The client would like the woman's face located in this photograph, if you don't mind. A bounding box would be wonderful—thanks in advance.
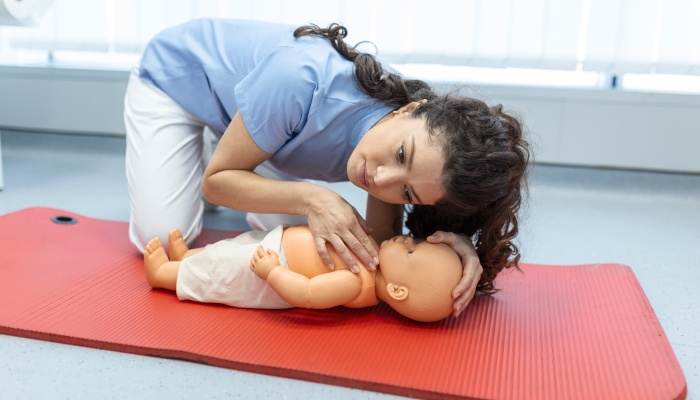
[347,102,445,205]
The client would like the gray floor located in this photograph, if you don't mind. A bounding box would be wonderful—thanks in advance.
[0,129,698,399]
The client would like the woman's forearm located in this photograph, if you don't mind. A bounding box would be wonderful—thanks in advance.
[201,110,333,216]
[202,169,328,216]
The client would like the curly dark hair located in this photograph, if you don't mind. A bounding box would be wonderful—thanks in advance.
[294,24,530,294]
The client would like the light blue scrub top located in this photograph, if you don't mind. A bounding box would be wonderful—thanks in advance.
[139,18,396,182]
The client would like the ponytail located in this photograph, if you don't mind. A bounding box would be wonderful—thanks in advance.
[294,23,436,107]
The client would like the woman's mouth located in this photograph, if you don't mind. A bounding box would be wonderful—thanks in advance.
[358,161,369,188]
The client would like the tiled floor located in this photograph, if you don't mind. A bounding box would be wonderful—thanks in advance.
[1,129,698,399]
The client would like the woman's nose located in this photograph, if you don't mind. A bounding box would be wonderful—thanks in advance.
[374,166,400,188]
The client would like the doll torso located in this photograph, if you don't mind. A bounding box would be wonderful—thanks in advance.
[281,226,378,308]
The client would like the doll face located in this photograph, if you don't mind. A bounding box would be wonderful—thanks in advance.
[377,235,461,322]
[380,235,419,254]
[347,103,445,206]
[378,236,441,282]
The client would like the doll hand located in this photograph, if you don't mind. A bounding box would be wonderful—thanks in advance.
[426,231,483,318]
[250,246,281,280]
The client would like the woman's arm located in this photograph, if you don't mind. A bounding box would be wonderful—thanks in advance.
[202,111,314,215]
[366,194,403,244]
[202,111,378,271]
[250,246,362,308]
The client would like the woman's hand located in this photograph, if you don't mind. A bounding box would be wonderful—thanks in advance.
[426,231,483,317]
[303,187,378,274]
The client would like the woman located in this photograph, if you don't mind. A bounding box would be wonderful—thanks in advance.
[124,19,529,317]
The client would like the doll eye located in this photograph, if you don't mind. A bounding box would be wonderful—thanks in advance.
[408,251,413,256]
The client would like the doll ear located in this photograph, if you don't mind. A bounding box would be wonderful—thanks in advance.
[386,283,408,301]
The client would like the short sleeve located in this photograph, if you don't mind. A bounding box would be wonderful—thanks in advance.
[234,47,320,154]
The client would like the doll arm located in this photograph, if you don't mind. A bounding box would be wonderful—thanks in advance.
[251,246,361,308]
[267,268,362,309]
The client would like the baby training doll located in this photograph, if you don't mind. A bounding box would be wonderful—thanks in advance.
[143,225,462,322]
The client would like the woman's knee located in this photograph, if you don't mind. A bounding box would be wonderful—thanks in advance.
[130,202,204,253]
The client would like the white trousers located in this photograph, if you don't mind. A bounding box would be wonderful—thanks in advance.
[124,66,307,253]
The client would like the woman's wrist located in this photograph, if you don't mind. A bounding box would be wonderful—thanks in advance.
[299,183,337,217]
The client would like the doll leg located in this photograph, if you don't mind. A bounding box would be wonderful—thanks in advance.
[144,237,179,291]
[168,229,204,261]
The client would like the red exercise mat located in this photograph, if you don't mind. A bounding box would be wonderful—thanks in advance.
[0,208,686,400]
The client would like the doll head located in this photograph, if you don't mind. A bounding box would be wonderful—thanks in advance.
[376,236,462,322]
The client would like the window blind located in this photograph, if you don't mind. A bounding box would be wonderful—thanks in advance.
[1,0,698,75]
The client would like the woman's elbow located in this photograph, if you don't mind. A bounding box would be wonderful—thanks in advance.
[200,173,217,204]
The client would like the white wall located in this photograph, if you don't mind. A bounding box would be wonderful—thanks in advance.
[450,84,700,173]
[0,65,128,136]
[1,65,699,173]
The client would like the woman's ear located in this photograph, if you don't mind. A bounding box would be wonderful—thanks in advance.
[398,99,427,115]
[386,283,409,301]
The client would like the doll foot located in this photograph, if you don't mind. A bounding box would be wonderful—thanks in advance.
[168,229,189,261]
[144,237,169,273]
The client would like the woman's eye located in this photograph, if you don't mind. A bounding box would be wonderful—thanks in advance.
[403,186,411,203]
[408,251,413,256]
[398,145,405,164]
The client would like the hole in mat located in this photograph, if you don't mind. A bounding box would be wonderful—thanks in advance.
[51,216,77,225]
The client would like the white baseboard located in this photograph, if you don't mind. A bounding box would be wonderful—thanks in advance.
[1,64,699,173]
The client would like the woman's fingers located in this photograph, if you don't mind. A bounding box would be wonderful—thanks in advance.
[304,189,378,273]
[452,263,483,317]
[347,215,378,270]
[427,230,483,317]
[314,237,335,270]
[453,251,481,298]
[314,231,375,273]
[326,234,362,274]
[428,231,457,255]
[428,230,457,245]
[429,230,479,261]
[427,230,450,243]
